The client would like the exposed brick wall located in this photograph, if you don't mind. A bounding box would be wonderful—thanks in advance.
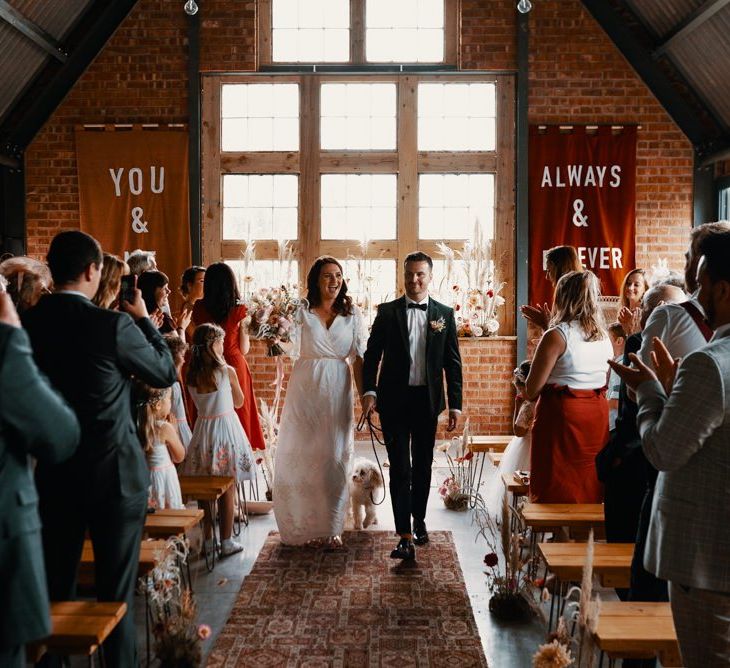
[24,0,694,437]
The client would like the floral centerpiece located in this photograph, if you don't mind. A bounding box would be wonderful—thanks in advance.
[473,494,537,622]
[139,536,209,668]
[256,398,279,502]
[436,221,506,337]
[435,419,474,511]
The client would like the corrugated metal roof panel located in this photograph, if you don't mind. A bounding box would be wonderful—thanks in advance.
[0,21,47,121]
[8,0,92,40]
[625,0,706,38]
[666,3,730,129]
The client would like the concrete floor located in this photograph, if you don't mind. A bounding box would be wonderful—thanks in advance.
[127,443,548,667]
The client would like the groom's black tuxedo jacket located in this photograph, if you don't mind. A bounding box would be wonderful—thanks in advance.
[363,295,462,419]
[22,293,177,500]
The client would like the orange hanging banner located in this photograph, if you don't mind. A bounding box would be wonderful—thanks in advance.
[528,125,637,307]
[75,127,191,307]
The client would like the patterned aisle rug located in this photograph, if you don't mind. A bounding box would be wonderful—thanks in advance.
[206,530,487,667]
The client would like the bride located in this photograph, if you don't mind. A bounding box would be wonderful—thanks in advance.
[273,256,366,546]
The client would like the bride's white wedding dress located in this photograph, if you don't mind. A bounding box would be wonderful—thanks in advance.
[273,306,367,545]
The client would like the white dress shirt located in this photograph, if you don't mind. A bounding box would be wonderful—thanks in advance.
[638,296,709,364]
[406,295,429,386]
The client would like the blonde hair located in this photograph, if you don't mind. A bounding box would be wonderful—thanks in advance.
[135,382,170,454]
[186,323,225,390]
[93,253,129,308]
[619,268,649,308]
[550,270,607,342]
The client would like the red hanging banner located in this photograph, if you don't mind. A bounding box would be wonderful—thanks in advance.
[528,125,637,306]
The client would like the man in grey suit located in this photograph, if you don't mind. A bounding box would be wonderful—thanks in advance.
[0,292,80,667]
[609,230,730,667]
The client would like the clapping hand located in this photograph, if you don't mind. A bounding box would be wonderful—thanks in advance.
[649,337,680,395]
[618,306,641,335]
[177,307,192,333]
[607,352,657,392]
[520,302,551,331]
[149,309,165,329]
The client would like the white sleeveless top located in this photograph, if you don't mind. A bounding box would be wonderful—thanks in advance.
[547,321,612,389]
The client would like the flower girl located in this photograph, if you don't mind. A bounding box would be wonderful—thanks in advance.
[163,334,193,452]
[137,383,186,510]
[484,360,535,514]
[186,323,255,557]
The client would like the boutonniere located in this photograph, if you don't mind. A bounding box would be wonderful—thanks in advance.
[430,317,446,333]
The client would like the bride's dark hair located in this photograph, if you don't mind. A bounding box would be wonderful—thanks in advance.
[306,256,353,316]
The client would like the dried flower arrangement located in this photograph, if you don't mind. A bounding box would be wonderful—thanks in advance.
[436,221,506,337]
[535,530,602,667]
[139,536,208,667]
[435,419,474,511]
[473,493,537,622]
[256,398,279,501]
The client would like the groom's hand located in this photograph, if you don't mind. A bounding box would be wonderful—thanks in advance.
[361,394,377,418]
[447,410,460,432]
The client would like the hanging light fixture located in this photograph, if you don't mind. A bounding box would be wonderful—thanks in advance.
[517,0,532,13]
[184,0,199,15]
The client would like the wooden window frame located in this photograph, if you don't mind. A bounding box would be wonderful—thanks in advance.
[258,0,459,67]
[202,72,515,334]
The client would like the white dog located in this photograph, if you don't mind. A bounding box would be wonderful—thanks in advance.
[349,457,384,530]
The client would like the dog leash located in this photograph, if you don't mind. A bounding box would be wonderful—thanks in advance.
[355,413,387,506]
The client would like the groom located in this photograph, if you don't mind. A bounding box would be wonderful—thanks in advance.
[362,252,463,560]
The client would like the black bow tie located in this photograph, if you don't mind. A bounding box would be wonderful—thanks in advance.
[407,303,427,311]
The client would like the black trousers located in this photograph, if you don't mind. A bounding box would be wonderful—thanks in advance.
[380,387,438,536]
[38,485,148,668]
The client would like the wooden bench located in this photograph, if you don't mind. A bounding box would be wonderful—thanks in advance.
[28,601,127,666]
[593,601,681,667]
[143,507,204,539]
[521,503,605,577]
[502,471,529,497]
[178,476,237,571]
[466,435,512,505]
[488,452,503,468]
[78,539,166,585]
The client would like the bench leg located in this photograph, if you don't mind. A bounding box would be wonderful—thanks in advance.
[201,500,218,572]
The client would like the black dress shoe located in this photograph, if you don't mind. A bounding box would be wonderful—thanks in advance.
[390,538,415,560]
[413,525,429,546]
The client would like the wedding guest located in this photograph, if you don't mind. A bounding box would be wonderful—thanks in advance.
[136,382,185,510]
[179,265,206,339]
[484,360,534,514]
[524,271,612,503]
[638,221,730,366]
[126,249,157,276]
[138,270,191,337]
[192,262,266,451]
[186,323,254,557]
[617,268,649,335]
[609,230,730,668]
[22,231,177,668]
[521,245,583,330]
[163,333,192,452]
[0,256,52,313]
[607,322,626,432]
[0,292,80,668]
[92,253,129,309]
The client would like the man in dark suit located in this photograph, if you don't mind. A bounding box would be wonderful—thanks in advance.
[0,292,80,667]
[362,251,463,560]
[22,231,177,668]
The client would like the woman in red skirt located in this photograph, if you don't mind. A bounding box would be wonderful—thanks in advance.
[524,271,612,503]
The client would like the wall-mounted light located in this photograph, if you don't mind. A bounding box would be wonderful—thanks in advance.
[184,0,199,15]
[517,0,532,13]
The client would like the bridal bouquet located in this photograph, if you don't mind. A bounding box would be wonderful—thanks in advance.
[247,286,307,357]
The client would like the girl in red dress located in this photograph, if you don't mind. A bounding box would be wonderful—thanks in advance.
[524,271,613,503]
[192,263,266,451]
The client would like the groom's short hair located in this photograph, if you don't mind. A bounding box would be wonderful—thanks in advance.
[404,251,433,270]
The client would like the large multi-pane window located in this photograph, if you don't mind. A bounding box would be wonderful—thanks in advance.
[204,0,514,332]
[204,73,514,331]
